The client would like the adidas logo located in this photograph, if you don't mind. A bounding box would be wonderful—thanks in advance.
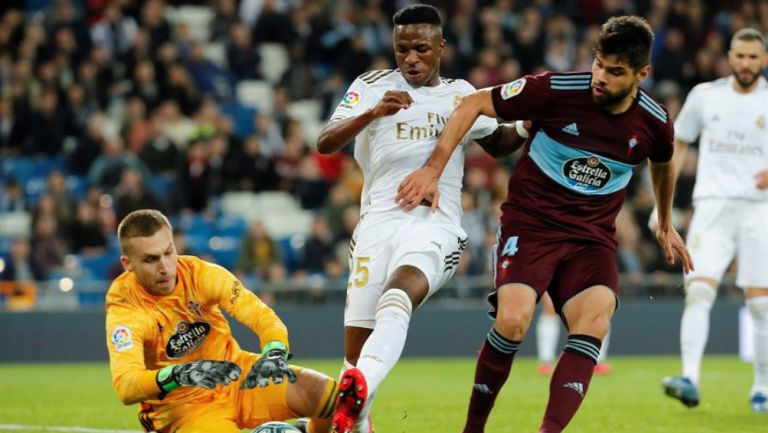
[563,382,584,397]
[562,123,579,136]
[473,383,493,395]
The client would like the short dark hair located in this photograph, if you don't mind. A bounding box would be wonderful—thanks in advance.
[732,28,765,48]
[118,209,172,253]
[594,16,654,70]
[392,4,442,27]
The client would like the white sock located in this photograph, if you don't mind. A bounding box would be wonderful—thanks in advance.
[747,296,768,395]
[340,358,354,378]
[680,281,717,385]
[356,288,413,393]
[536,313,560,363]
[598,329,611,363]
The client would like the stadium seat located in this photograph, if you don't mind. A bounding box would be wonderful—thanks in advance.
[209,236,240,269]
[220,103,258,139]
[66,175,89,202]
[77,252,121,280]
[288,100,324,145]
[168,6,214,42]
[214,215,248,238]
[258,43,289,84]
[204,42,228,68]
[237,80,274,114]
[0,211,31,237]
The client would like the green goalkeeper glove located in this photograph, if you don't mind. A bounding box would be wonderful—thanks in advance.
[156,360,242,393]
[241,341,297,389]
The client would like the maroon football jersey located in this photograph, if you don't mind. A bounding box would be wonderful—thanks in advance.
[491,71,674,248]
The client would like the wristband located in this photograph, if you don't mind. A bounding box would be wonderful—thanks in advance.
[156,365,180,392]
[514,120,529,139]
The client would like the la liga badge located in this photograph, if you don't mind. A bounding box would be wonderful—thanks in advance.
[500,78,526,100]
[111,325,134,352]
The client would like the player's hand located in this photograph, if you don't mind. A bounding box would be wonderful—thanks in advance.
[157,360,241,392]
[655,224,694,274]
[370,91,412,118]
[755,169,768,190]
[242,341,297,389]
[396,166,440,212]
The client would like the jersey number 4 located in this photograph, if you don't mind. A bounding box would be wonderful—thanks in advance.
[501,236,519,256]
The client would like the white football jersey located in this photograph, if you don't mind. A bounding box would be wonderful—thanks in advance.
[329,69,498,225]
[675,76,768,201]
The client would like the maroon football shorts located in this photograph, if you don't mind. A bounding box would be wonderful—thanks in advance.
[489,222,620,317]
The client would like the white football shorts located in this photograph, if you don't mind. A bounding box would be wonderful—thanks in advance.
[344,207,468,328]
[685,199,768,288]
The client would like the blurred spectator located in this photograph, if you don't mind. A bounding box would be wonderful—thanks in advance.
[0,179,26,212]
[185,42,236,101]
[237,220,281,277]
[238,135,279,192]
[113,168,165,222]
[0,98,27,156]
[226,23,262,80]
[293,154,329,210]
[27,90,66,156]
[139,0,172,49]
[46,170,74,226]
[177,140,211,212]
[254,113,285,158]
[88,136,151,190]
[212,0,241,42]
[296,216,335,275]
[31,214,67,271]
[1,238,45,288]
[89,3,138,62]
[69,202,107,255]
[252,0,297,46]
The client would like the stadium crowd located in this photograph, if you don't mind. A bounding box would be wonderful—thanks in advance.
[0,0,762,304]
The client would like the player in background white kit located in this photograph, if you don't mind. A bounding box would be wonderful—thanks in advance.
[315,5,525,433]
[658,28,768,412]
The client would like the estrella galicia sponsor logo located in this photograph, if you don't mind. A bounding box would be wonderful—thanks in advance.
[166,321,211,359]
[562,156,612,192]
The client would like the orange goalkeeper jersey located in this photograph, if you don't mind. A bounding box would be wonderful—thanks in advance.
[105,255,289,408]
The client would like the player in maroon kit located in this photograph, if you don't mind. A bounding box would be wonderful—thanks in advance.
[396,16,693,433]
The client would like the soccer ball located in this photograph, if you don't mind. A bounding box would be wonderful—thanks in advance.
[251,421,302,433]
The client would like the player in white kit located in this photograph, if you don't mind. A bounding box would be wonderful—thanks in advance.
[315,5,524,433]
[660,28,768,412]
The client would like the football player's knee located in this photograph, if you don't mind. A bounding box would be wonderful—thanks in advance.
[375,289,412,322]
[496,308,532,339]
[685,281,717,308]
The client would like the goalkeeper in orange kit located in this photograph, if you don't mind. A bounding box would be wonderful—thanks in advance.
[106,209,337,433]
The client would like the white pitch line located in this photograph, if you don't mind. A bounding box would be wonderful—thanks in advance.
[0,425,142,433]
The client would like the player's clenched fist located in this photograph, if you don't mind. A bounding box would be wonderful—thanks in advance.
[156,360,241,392]
[242,341,297,388]
[370,90,413,118]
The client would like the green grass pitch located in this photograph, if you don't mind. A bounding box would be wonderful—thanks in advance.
[0,356,764,432]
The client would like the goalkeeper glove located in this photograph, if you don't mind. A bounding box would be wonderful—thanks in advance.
[156,360,241,393]
[241,341,297,389]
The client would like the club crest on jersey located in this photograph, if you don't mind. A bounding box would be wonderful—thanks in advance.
[111,325,133,352]
[500,78,526,100]
[339,91,361,109]
[187,300,202,317]
[758,115,766,129]
[627,134,639,155]
[454,94,463,107]
[166,321,211,359]
[562,156,612,192]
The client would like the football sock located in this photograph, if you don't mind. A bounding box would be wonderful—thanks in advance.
[356,289,412,393]
[463,327,520,433]
[747,296,768,395]
[537,313,560,364]
[681,281,716,384]
[539,334,601,433]
[597,329,610,363]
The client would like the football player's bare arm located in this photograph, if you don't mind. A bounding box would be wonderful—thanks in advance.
[475,120,530,158]
[316,91,413,154]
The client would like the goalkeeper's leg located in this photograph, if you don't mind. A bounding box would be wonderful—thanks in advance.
[286,369,339,433]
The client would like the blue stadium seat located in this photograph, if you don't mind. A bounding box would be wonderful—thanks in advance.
[214,215,248,238]
[23,176,48,206]
[220,103,257,139]
[279,235,305,274]
[147,175,174,199]
[66,175,89,201]
[78,253,121,280]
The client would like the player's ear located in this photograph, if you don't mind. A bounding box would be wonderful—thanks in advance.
[636,64,651,83]
[440,38,446,50]
[120,255,133,272]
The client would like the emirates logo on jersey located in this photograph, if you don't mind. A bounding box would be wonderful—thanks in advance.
[165,321,211,359]
[562,156,612,192]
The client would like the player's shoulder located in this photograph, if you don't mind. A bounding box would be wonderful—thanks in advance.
[440,77,476,94]
[688,77,730,98]
[105,272,140,311]
[546,71,592,91]
[355,69,400,87]
[637,89,670,126]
